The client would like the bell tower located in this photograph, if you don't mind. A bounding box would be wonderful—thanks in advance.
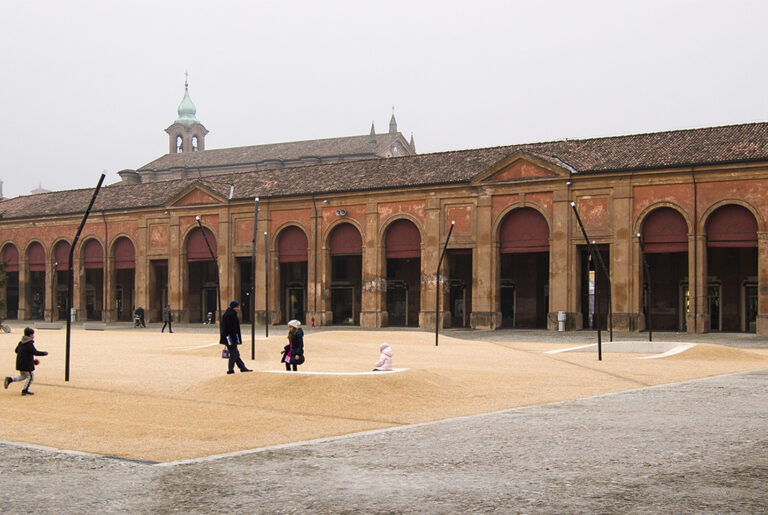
[165,75,208,154]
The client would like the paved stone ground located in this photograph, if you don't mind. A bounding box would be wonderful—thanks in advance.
[2,368,766,513]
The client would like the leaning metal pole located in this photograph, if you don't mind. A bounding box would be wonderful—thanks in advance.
[638,233,653,342]
[435,221,455,347]
[264,231,269,339]
[65,173,105,381]
[570,202,604,361]
[196,216,221,326]
[251,197,259,359]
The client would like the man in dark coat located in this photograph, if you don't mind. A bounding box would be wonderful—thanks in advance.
[220,301,252,374]
[4,327,48,396]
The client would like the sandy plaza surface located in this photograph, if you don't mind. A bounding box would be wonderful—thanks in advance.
[1,326,767,463]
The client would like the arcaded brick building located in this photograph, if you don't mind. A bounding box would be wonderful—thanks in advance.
[1,85,766,334]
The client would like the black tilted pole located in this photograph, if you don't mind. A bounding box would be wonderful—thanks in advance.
[196,216,221,326]
[435,221,455,346]
[65,173,105,381]
[638,233,653,342]
[251,197,259,359]
[571,202,606,361]
[264,231,269,339]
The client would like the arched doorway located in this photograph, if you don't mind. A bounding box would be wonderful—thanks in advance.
[329,223,362,325]
[2,244,19,319]
[499,207,549,328]
[186,226,218,323]
[384,219,421,327]
[53,241,71,321]
[278,226,308,324]
[27,242,46,320]
[113,237,135,322]
[706,205,758,332]
[640,207,688,331]
[82,239,104,320]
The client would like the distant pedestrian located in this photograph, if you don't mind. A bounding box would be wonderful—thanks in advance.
[4,327,48,396]
[372,342,393,371]
[220,301,252,374]
[161,304,173,333]
[134,306,146,327]
[281,320,305,371]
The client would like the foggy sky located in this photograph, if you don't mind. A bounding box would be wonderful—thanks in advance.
[1,0,766,199]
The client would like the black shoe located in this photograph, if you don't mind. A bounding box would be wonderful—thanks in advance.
[227,370,235,375]
[241,369,253,373]
[3,377,10,389]
[21,390,34,396]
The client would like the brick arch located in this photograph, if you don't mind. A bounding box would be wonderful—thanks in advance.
[26,241,46,271]
[384,218,422,259]
[2,243,19,272]
[706,204,758,247]
[328,222,363,255]
[112,236,136,269]
[82,239,104,269]
[498,207,550,253]
[53,240,72,270]
[640,206,689,253]
[186,226,217,262]
[277,225,309,263]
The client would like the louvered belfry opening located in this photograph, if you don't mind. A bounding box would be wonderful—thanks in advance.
[499,208,550,329]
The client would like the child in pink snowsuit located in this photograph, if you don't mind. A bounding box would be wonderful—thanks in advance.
[372,342,393,371]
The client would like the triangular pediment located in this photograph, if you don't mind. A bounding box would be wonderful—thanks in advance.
[168,183,226,207]
[472,150,571,184]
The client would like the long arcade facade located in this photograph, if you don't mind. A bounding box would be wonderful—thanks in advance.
[2,124,768,334]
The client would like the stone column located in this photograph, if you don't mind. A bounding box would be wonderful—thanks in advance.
[254,208,269,325]
[45,258,56,322]
[420,198,441,328]
[218,209,231,313]
[360,202,384,327]
[688,232,709,332]
[755,232,768,335]
[471,192,495,329]
[135,221,149,319]
[18,256,28,320]
[610,185,635,330]
[549,189,574,330]
[168,215,184,321]
[104,246,115,322]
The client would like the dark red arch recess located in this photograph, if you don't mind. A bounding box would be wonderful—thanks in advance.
[83,240,104,269]
[706,205,758,247]
[641,207,688,253]
[499,207,549,253]
[385,219,421,259]
[278,226,309,263]
[330,223,363,255]
[2,244,19,272]
[54,241,71,270]
[27,242,46,271]
[187,227,217,262]
[114,237,136,269]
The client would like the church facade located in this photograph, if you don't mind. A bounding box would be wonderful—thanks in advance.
[1,85,767,334]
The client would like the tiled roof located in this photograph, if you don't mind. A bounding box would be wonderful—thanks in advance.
[3,122,768,220]
[138,133,408,171]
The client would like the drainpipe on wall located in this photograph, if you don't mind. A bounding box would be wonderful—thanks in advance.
[691,168,698,332]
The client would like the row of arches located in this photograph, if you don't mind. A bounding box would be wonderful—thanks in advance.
[0,202,761,332]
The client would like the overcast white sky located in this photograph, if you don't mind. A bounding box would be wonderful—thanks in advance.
[1,0,766,199]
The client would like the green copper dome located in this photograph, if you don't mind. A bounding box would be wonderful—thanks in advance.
[175,82,200,125]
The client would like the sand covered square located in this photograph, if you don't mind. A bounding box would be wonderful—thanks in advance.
[1,327,766,463]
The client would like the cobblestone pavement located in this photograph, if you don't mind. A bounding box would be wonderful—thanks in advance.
[2,369,766,513]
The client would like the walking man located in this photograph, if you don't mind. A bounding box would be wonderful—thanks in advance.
[161,304,173,333]
[220,300,252,374]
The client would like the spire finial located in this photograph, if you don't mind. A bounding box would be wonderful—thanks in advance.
[185,71,189,89]
[389,107,398,134]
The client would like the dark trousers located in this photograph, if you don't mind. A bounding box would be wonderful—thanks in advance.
[228,345,247,372]
[285,362,297,371]
[161,321,173,333]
